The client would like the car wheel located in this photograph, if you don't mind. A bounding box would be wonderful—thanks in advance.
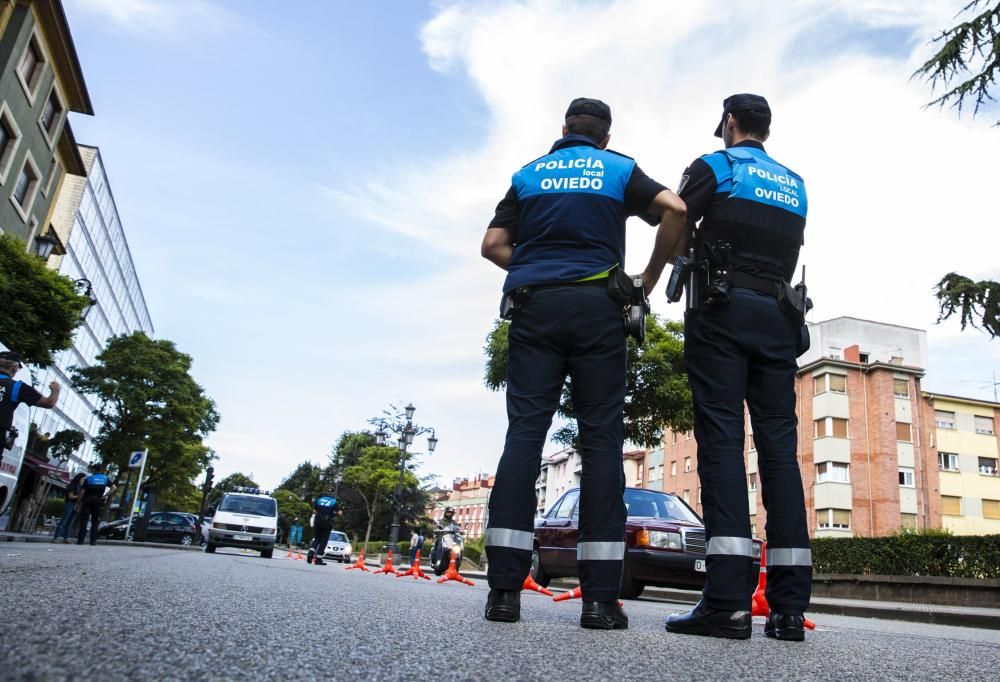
[179,534,193,546]
[530,547,551,588]
[204,543,216,554]
[261,549,273,559]
[619,567,644,600]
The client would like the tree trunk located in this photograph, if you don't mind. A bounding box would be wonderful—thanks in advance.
[363,496,378,555]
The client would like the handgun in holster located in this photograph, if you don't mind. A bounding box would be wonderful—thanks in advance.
[499,286,531,320]
[625,275,651,344]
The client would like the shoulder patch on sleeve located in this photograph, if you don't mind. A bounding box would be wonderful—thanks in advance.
[677,174,690,194]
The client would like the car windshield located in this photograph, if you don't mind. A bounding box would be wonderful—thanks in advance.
[218,495,276,517]
[330,532,348,543]
[623,489,701,524]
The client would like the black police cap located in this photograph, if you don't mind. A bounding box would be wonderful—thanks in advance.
[566,97,612,124]
[714,93,771,137]
[0,351,23,364]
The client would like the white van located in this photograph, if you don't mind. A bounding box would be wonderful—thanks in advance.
[205,488,278,558]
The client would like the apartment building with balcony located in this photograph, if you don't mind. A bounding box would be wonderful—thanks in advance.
[0,0,92,247]
[429,474,494,539]
[661,317,945,539]
[925,393,1000,535]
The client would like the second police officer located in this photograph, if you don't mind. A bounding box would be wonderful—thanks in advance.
[664,94,812,641]
[77,463,117,545]
[480,98,687,629]
[307,493,338,566]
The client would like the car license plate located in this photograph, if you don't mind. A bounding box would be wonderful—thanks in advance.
[694,559,706,572]
[234,534,253,541]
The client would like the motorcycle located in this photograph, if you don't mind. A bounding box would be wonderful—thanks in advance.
[429,523,464,576]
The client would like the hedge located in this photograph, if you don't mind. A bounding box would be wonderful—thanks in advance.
[811,533,1000,579]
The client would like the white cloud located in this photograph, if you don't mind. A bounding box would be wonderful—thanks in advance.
[65,0,238,35]
[218,0,1000,489]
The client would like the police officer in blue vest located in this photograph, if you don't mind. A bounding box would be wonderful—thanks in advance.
[307,494,338,566]
[481,98,687,629]
[664,94,812,641]
[0,351,60,451]
[78,462,116,545]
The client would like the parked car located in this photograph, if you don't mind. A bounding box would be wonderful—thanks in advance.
[530,487,762,599]
[99,512,202,546]
[322,531,352,563]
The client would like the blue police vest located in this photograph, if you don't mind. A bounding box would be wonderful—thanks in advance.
[315,495,337,523]
[699,145,807,280]
[316,496,336,509]
[502,135,636,292]
[0,375,24,428]
[85,473,110,488]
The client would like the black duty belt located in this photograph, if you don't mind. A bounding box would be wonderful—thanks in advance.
[730,272,783,297]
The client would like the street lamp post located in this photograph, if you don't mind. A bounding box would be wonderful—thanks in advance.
[373,403,438,557]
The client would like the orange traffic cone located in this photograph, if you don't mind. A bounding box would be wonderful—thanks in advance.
[553,585,583,602]
[374,550,398,575]
[345,551,369,572]
[398,550,431,580]
[436,549,474,586]
[294,548,304,561]
[522,574,553,596]
[285,548,294,559]
[752,543,816,630]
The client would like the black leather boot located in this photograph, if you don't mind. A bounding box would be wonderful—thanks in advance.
[764,612,805,641]
[485,589,521,623]
[580,601,629,630]
[665,600,751,640]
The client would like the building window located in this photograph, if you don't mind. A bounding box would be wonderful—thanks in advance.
[750,514,757,535]
[983,499,1000,520]
[42,157,60,196]
[814,418,826,438]
[682,489,690,502]
[0,103,22,185]
[816,462,849,483]
[898,467,915,487]
[975,416,995,435]
[10,151,41,221]
[748,434,756,451]
[935,410,956,430]
[813,373,847,395]
[893,379,909,398]
[670,461,677,476]
[978,457,998,476]
[938,452,959,472]
[17,32,46,103]
[684,457,691,473]
[818,508,851,529]
[748,473,758,491]
[900,513,917,530]
[859,353,870,364]
[896,422,912,443]
[941,495,962,516]
[38,86,64,144]
[672,431,678,444]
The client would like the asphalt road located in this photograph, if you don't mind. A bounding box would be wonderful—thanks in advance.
[2,544,999,681]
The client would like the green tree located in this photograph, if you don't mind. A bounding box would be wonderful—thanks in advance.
[934,273,1000,338]
[272,489,312,543]
[342,445,417,553]
[484,315,693,448]
[914,3,1000,337]
[276,462,326,500]
[206,472,258,510]
[329,431,377,490]
[72,332,220,509]
[913,0,1000,124]
[0,235,90,366]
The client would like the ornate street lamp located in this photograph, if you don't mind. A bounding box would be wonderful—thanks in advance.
[427,429,438,454]
[33,231,59,260]
[74,278,98,319]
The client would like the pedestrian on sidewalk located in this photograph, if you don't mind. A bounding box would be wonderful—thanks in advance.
[52,473,85,542]
[77,463,116,546]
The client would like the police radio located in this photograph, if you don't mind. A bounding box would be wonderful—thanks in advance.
[665,255,691,303]
[2,425,18,452]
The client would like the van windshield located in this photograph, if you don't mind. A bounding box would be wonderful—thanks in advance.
[218,495,276,517]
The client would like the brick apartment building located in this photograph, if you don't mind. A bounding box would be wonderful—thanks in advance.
[429,474,494,539]
[657,317,992,539]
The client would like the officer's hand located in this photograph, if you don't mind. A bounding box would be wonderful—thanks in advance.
[49,381,60,392]
[640,270,658,297]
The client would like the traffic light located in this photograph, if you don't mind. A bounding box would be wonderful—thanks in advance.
[203,466,215,492]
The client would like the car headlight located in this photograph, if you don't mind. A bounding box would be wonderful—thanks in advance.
[264,528,276,535]
[212,521,225,529]
[646,531,683,550]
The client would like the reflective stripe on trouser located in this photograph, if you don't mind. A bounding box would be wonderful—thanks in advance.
[486,284,627,602]
[685,289,812,614]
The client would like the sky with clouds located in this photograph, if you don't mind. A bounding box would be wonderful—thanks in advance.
[61,0,999,491]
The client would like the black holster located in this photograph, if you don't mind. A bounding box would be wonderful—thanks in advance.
[499,287,531,320]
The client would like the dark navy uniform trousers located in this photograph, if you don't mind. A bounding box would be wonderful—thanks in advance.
[486,282,627,602]
[685,288,812,615]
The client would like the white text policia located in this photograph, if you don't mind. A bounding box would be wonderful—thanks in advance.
[747,165,801,207]
[535,157,605,191]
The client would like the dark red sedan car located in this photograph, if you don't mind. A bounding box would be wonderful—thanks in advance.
[530,487,762,599]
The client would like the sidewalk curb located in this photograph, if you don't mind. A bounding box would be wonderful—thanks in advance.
[1,533,202,551]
